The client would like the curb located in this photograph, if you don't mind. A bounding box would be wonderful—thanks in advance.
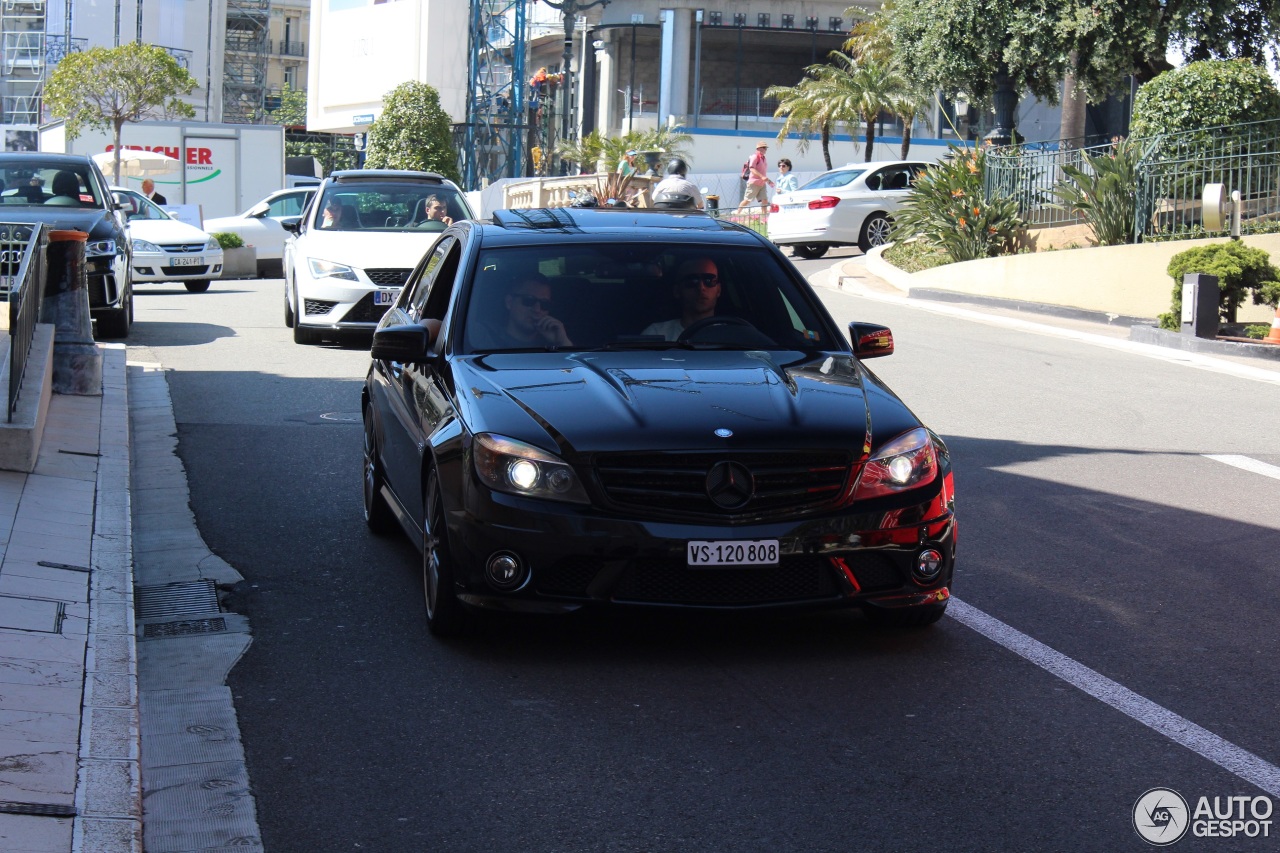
[1129,324,1280,362]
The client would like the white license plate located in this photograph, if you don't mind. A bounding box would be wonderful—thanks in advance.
[171,256,203,267]
[783,203,807,211]
[373,290,396,306]
[687,540,779,567]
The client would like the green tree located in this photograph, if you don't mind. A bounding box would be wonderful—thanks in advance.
[268,85,358,177]
[555,127,692,176]
[1130,59,1280,138]
[809,52,902,162]
[269,83,308,127]
[43,42,196,184]
[364,81,460,182]
[765,75,841,169]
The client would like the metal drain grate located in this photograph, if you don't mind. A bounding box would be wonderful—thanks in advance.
[143,617,227,638]
[136,581,220,620]
[0,801,76,817]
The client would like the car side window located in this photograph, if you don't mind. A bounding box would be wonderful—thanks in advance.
[864,171,883,191]
[406,237,459,323]
[268,193,307,217]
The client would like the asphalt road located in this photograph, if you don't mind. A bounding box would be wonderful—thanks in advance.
[126,265,1280,853]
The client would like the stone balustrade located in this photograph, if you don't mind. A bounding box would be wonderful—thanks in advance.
[503,173,657,209]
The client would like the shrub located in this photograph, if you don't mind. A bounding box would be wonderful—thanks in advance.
[1050,139,1139,246]
[1131,60,1280,139]
[893,145,1023,262]
[211,231,244,250]
[364,80,460,183]
[882,238,951,272]
[1158,241,1280,330]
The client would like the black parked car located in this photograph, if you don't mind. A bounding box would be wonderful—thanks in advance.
[0,153,133,337]
[363,208,956,636]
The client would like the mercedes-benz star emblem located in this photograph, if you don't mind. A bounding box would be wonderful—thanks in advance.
[714,428,733,438]
[706,461,754,509]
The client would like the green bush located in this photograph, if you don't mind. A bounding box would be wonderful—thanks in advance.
[882,238,951,272]
[1131,60,1280,139]
[1158,241,1280,330]
[1051,139,1138,246]
[211,232,244,250]
[1244,324,1270,339]
[364,80,460,183]
[893,145,1023,262]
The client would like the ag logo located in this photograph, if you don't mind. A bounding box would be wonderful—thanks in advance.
[1134,788,1190,846]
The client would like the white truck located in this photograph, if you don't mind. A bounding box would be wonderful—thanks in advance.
[38,120,285,223]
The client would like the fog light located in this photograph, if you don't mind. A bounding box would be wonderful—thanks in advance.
[913,548,944,583]
[485,551,527,591]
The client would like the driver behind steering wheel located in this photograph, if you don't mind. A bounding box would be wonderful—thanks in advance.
[641,257,721,340]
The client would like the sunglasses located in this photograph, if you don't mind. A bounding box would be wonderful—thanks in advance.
[515,294,553,310]
[680,273,719,288]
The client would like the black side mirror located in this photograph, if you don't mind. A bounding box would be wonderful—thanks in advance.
[849,322,894,359]
[280,216,302,234]
[371,323,434,362]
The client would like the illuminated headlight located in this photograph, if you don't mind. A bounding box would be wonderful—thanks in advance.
[852,427,938,500]
[307,257,359,281]
[473,433,589,504]
[86,239,116,256]
[132,239,161,253]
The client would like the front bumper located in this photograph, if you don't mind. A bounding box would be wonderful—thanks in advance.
[296,275,400,330]
[447,475,956,614]
[132,248,223,282]
[86,253,128,311]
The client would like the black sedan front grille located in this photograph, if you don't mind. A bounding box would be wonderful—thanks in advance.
[340,292,392,324]
[614,555,840,605]
[595,451,852,518]
[365,268,411,286]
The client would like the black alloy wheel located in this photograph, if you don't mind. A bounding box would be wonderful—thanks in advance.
[423,470,466,637]
[858,213,894,252]
[362,412,397,536]
[792,244,828,259]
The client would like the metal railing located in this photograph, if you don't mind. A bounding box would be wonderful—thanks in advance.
[44,33,86,66]
[2,222,47,422]
[984,119,1280,241]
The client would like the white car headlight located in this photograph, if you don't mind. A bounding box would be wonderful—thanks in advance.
[86,239,116,256]
[132,239,161,253]
[307,257,359,281]
[205,239,221,252]
[473,433,589,504]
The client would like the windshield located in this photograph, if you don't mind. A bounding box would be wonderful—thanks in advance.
[462,243,835,354]
[799,169,866,191]
[116,190,171,221]
[315,182,469,233]
[0,162,103,208]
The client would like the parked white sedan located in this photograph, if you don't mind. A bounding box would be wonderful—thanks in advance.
[203,186,317,278]
[767,160,930,258]
[113,188,224,293]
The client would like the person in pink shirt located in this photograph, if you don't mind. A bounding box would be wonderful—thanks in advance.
[738,142,774,210]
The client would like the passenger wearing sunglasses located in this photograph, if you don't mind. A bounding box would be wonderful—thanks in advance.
[641,258,721,340]
[475,272,573,349]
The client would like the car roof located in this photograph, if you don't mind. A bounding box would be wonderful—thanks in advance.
[0,152,95,165]
[329,169,451,184]
[477,208,766,247]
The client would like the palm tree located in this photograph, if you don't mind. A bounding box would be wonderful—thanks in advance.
[889,87,933,159]
[765,75,840,170]
[809,51,902,162]
[555,126,694,175]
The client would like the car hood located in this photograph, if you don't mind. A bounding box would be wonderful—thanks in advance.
[451,350,885,455]
[297,230,437,269]
[0,206,122,241]
[128,219,216,244]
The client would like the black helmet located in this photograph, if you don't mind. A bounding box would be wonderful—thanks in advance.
[664,158,688,177]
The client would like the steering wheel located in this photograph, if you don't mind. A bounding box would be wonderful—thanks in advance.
[416,220,447,232]
[676,315,756,342]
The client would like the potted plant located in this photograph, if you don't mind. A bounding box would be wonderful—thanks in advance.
[213,231,257,279]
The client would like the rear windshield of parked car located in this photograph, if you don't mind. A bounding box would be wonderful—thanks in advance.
[462,243,834,353]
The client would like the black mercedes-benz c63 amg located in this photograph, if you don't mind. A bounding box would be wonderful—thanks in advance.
[362,207,955,636]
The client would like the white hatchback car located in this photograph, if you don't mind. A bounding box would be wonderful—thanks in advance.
[767,160,929,258]
[283,170,472,344]
[203,186,317,278]
[113,187,224,293]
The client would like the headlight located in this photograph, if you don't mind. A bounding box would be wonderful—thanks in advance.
[307,257,358,281]
[473,433,589,504]
[852,428,938,500]
[86,239,116,256]
[132,239,161,253]
[205,239,221,252]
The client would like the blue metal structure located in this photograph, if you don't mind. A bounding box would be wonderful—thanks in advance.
[462,0,528,190]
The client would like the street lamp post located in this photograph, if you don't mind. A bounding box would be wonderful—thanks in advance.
[543,0,610,172]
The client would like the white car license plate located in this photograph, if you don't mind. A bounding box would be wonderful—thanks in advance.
[374,290,396,306]
[687,540,779,567]
[783,203,807,211]
[172,256,203,267]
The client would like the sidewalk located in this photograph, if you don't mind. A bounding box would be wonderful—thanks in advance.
[0,345,138,853]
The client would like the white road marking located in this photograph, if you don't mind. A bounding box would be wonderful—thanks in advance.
[948,598,1280,797]
[1203,454,1280,481]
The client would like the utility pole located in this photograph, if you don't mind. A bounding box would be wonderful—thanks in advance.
[542,0,609,171]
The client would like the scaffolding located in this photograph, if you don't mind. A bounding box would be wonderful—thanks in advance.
[224,0,269,123]
[0,0,48,126]
[459,0,527,190]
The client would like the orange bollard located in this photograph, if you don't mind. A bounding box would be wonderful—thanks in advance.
[1267,304,1280,345]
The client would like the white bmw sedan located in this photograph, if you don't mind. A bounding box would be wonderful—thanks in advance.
[767,160,929,259]
[283,170,473,344]
[113,187,224,293]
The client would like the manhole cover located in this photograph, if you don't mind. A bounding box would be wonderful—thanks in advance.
[136,581,219,620]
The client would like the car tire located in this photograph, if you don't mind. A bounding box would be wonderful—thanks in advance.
[184,280,211,293]
[423,470,467,637]
[792,244,828,260]
[362,412,398,536]
[284,287,296,328]
[293,322,321,345]
[97,284,132,339]
[858,213,894,253]
[862,600,948,628]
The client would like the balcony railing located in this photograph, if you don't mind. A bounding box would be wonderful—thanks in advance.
[161,46,192,70]
[276,39,305,57]
[44,34,87,66]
